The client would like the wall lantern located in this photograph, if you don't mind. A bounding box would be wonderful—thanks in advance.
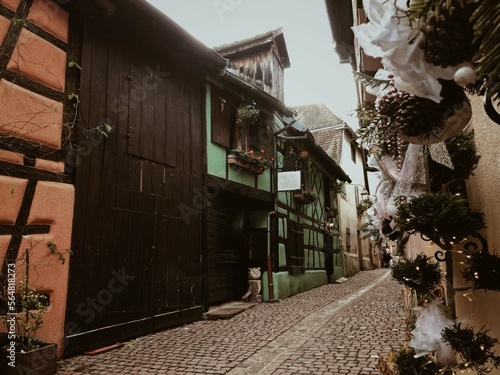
[361,188,370,200]
[325,220,335,234]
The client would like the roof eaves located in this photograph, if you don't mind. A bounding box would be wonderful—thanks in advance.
[106,0,228,72]
[305,131,351,182]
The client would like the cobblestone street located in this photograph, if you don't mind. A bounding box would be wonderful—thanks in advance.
[58,269,406,374]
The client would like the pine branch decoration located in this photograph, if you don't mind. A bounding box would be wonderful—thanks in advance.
[395,192,485,250]
[353,71,390,90]
[391,253,443,301]
[428,131,481,193]
[442,322,500,374]
[355,102,402,158]
[471,0,500,98]
[391,346,440,375]
[462,250,500,291]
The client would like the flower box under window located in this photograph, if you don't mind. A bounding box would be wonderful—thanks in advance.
[227,149,273,175]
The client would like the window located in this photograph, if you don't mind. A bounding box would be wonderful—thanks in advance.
[211,86,272,156]
[345,227,351,252]
[211,87,233,148]
[287,221,305,275]
[351,141,357,163]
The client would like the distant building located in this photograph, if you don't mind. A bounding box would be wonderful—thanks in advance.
[292,104,378,276]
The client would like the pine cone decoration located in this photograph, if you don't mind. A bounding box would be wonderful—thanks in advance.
[418,1,478,68]
[395,80,466,141]
[395,96,444,139]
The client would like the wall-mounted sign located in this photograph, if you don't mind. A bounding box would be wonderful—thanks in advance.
[277,171,301,191]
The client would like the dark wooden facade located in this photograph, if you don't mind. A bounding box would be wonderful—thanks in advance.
[64,4,210,355]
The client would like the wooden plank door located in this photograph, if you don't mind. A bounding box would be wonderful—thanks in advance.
[65,15,203,354]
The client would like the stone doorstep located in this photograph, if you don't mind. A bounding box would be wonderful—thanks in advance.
[203,301,259,320]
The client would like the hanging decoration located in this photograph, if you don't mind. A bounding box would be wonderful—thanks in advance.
[409,301,457,366]
[395,80,470,144]
[413,0,478,69]
[354,2,500,373]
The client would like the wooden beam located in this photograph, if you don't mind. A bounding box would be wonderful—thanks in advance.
[0,161,72,183]
[0,224,50,236]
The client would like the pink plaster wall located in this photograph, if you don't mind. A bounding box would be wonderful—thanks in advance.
[8,28,67,92]
[22,181,75,358]
[0,176,28,228]
[0,79,63,148]
[0,149,24,164]
[0,0,21,11]
[0,0,74,359]
[35,158,65,173]
[0,15,9,44]
[0,178,75,358]
[27,0,69,43]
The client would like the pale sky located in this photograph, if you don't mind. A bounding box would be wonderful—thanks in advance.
[146,0,359,126]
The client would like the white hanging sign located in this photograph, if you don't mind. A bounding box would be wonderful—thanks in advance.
[277,171,301,191]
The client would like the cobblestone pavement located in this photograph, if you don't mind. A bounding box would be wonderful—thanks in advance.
[57,269,406,374]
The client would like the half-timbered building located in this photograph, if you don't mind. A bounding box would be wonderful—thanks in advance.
[0,0,351,357]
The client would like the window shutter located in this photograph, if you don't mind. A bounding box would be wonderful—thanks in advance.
[211,87,231,148]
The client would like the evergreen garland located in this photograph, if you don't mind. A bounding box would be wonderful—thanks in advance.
[462,250,500,291]
[392,253,443,300]
[391,346,440,375]
[395,235,410,257]
[356,102,405,158]
[395,192,485,250]
[471,0,500,98]
[442,322,500,374]
[353,71,390,90]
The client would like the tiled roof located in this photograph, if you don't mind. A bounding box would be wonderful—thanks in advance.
[291,103,349,164]
[291,103,345,130]
[310,127,344,164]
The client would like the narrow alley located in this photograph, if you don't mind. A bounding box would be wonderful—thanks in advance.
[57,269,406,375]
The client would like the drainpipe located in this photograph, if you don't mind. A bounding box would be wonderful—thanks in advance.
[267,210,276,302]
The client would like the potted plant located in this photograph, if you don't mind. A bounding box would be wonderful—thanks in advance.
[293,189,318,205]
[0,241,67,375]
[228,148,273,174]
[356,198,373,216]
[236,98,260,127]
[295,154,312,173]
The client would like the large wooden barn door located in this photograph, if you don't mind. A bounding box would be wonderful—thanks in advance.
[65,16,203,355]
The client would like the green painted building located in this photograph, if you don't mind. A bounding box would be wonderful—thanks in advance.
[203,29,351,306]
